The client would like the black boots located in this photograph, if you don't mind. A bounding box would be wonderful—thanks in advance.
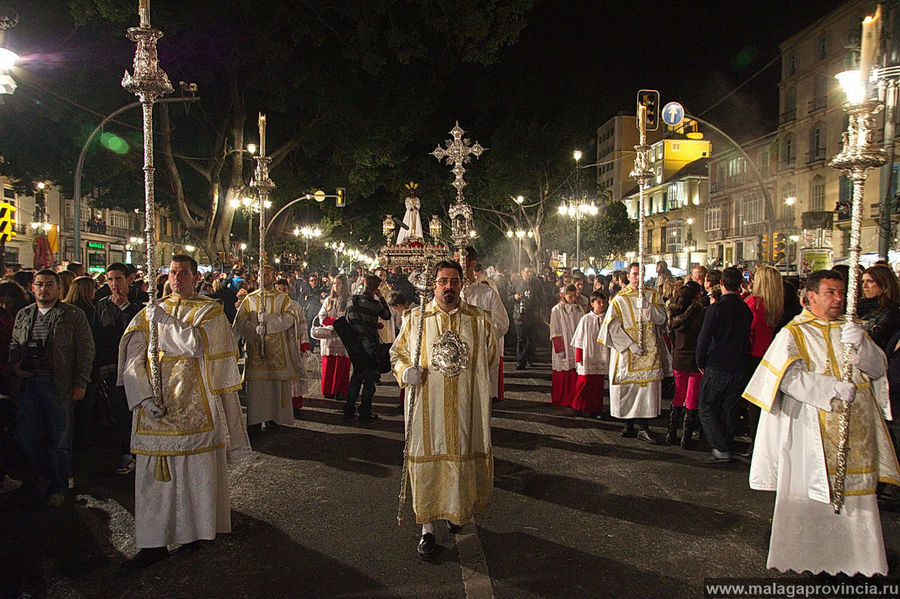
[681,409,698,450]
[665,406,683,445]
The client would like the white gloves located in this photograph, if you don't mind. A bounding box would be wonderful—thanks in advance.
[140,398,167,418]
[402,366,424,386]
[630,344,644,357]
[256,324,267,337]
[147,304,176,326]
[833,381,856,403]
[840,322,865,348]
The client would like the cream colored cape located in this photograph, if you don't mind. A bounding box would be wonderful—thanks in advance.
[462,279,510,397]
[234,289,308,383]
[390,299,498,524]
[118,294,250,466]
[598,286,671,385]
[743,309,900,502]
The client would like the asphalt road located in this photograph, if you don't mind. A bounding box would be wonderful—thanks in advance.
[3,350,899,598]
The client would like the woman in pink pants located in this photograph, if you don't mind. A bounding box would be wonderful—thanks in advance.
[666,281,705,447]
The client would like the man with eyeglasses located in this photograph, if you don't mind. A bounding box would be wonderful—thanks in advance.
[9,269,94,507]
[390,260,498,561]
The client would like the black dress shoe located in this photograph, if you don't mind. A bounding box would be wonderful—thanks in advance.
[636,430,657,444]
[447,521,463,534]
[417,533,437,561]
[122,547,169,570]
[620,428,637,438]
[358,412,379,422]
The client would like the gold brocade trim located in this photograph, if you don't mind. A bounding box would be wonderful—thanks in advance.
[133,442,225,457]
[414,504,491,526]
[407,451,492,463]
[445,371,460,456]
[742,392,769,412]
[155,456,171,482]
[744,355,802,412]
[785,324,811,370]
[135,357,215,436]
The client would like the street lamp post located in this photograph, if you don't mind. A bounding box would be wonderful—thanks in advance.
[293,225,322,255]
[573,151,583,268]
[558,201,598,271]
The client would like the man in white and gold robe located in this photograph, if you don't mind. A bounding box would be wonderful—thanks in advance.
[390,260,497,561]
[118,255,251,569]
[459,247,509,401]
[598,263,671,443]
[234,266,309,428]
[743,270,900,576]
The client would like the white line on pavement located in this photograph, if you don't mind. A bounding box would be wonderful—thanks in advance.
[455,519,495,599]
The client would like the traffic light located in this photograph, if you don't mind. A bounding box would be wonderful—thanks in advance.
[0,202,17,243]
[336,187,346,208]
[759,233,769,262]
[773,233,786,264]
[637,89,660,131]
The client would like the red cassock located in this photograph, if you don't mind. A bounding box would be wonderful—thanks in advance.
[570,347,604,414]
[551,369,577,407]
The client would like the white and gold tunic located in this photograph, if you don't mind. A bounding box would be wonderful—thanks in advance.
[598,286,671,418]
[390,300,498,524]
[462,279,509,397]
[234,289,308,426]
[119,294,250,548]
[743,309,900,576]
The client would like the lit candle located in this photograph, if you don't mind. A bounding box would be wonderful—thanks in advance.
[258,113,266,158]
[139,0,150,27]
[859,7,881,88]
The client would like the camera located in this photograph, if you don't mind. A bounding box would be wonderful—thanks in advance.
[20,339,48,372]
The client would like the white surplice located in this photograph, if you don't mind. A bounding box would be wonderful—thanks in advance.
[550,301,582,372]
[462,279,510,397]
[571,311,610,376]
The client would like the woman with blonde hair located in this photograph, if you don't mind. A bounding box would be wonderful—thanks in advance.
[64,275,97,323]
[742,264,784,454]
[58,270,76,301]
[315,274,352,400]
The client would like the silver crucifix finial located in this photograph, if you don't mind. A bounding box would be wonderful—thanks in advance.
[431,121,486,203]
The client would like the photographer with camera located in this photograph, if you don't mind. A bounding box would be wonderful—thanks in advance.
[508,266,546,370]
[8,269,94,507]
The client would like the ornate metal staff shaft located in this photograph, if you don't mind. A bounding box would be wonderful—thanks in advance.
[630,105,652,350]
[397,258,435,525]
[829,98,886,513]
[122,2,173,407]
[252,114,275,358]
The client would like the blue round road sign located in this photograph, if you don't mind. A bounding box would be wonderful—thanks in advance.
[662,102,685,127]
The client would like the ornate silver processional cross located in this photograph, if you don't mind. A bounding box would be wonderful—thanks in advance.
[431,121,486,203]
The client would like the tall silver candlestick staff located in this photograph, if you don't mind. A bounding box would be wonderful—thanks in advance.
[829,35,887,512]
[252,113,275,358]
[122,0,173,407]
[629,104,653,350]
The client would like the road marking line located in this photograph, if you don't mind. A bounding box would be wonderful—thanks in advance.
[455,519,494,599]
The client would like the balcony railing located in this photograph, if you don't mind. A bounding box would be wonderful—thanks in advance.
[63,218,137,239]
[807,96,827,113]
[779,110,797,125]
[806,149,827,164]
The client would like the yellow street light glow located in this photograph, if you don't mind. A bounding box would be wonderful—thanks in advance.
[0,48,18,71]
[242,196,253,207]
[506,230,513,238]
[573,150,583,162]
[246,143,257,155]
[515,195,524,204]
[785,196,796,206]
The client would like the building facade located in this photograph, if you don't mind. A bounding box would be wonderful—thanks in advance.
[596,114,664,202]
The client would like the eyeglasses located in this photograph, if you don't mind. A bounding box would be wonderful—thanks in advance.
[33,281,57,288]
[435,277,462,286]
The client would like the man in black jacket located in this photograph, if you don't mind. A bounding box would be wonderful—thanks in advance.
[508,266,545,369]
[93,263,142,474]
[695,267,753,462]
[343,275,391,422]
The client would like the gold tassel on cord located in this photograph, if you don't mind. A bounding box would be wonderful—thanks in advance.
[155,456,171,482]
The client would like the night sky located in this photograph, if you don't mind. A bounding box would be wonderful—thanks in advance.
[509,0,847,144]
